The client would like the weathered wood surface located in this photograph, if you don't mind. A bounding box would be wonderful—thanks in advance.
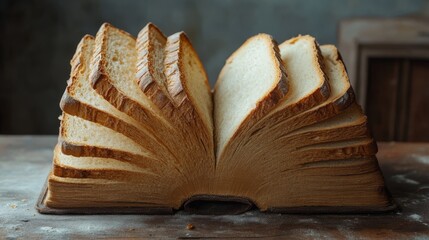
[1,136,429,239]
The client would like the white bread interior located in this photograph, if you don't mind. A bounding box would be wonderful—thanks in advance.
[214,33,287,158]
[270,35,329,116]
[60,113,151,158]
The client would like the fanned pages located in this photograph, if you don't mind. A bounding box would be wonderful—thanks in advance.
[41,23,393,214]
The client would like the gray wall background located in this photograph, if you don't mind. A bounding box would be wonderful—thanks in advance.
[1,0,428,134]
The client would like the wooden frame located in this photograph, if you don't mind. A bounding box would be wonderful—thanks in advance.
[338,17,429,108]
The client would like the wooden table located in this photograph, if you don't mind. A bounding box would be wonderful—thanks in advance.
[1,136,428,239]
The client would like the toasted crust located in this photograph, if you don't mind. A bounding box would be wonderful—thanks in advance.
[161,32,216,189]
[250,43,356,139]
[60,78,180,164]
[52,145,159,181]
[259,35,331,125]
[60,32,180,166]
[53,163,157,182]
[89,23,174,134]
[163,32,213,129]
[59,141,170,175]
[136,23,176,114]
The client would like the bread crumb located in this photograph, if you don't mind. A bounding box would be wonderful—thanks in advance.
[9,203,17,209]
[186,223,194,230]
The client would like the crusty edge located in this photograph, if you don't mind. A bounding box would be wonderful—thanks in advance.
[163,32,213,126]
[53,163,155,182]
[265,44,357,134]
[60,33,172,161]
[136,23,177,117]
[273,35,331,118]
[87,23,185,167]
[59,140,170,175]
[162,31,216,185]
[322,44,356,110]
[52,145,159,181]
[215,34,288,160]
[89,23,174,134]
[60,92,149,151]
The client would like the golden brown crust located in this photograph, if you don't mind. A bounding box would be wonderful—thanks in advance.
[53,164,159,182]
[89,23,174,135]
[164,32,187,107]
[59,91,176,162]
[160,31,216,182]
[164,32,213,127]
[59,141,171,175]
[61,32,166,161]
[265,36,332,124]
[136,23,176,114]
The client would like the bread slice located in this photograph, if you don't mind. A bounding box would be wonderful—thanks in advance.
[214,34,288,159]
[136,24,213,139]
[60,34,176,164]
[58,113,177,172]
[136,23,175,114]
[60,113,148,156]
[164,32,213,130]
[89,23,175,141]
[53,144,152,178]
[161,31,216,192]
[269,35,330,119]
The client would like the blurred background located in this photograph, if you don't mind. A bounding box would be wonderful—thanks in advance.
[1,0,429,142]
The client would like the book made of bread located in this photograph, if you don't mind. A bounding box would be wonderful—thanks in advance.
[43,22,393,213]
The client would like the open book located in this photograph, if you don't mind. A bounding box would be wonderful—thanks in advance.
[40,23,394,214]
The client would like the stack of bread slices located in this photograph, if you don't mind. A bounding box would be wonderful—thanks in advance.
[43,22,393,213]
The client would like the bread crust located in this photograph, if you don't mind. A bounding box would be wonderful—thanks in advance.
[52,145,159,181]
[89,23,175,140]
[136,23,177,116]
[164,32,213,130]
[60,32,180,166]
[60,89,179,163]
[324,44,356,111]
[59,141,171,175]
